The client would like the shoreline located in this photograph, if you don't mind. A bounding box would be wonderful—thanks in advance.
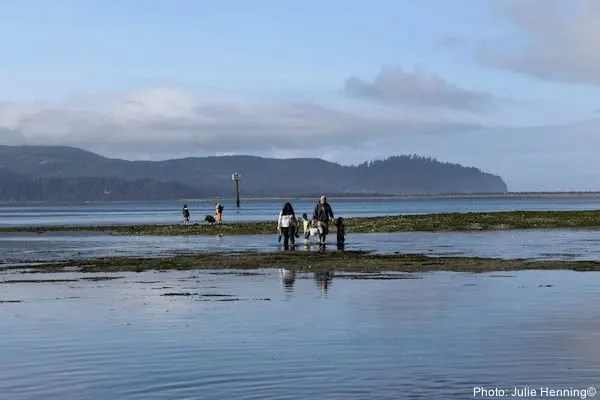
[7,251,600,274]
[3,210,600,235]
[1,191,600,206]
[184,192,600,201]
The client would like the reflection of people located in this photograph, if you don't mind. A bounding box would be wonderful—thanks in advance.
[182,204,191,224]
[279,268,296,291]
[215,202,224,224]
[314,270,334,294]
[312,195,334,246]
[277,202,297,250]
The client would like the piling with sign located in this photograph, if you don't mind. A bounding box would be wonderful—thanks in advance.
[232,172,241,208]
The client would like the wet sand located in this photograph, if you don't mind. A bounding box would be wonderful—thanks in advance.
[3,210,600,235]
[9,250,600,275]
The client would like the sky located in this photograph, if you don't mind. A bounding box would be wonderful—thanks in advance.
[1,0,600,191]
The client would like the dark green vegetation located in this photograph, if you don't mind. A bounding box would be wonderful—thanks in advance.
[0,145,507,201]
[10,251,600,274]
[4,210,600,235]
[0,169,203,202]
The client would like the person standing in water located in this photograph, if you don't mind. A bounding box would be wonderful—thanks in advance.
[182,204,191,224]
[312,195,334,246]
[215,201,224,224]
[277,202,297,250]
[301,213,311,243]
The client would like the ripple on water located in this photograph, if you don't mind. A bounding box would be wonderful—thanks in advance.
[1,269,600,399]
[4,229,600,264]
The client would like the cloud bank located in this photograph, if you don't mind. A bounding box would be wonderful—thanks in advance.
[0,86,484,160]
[480,0,600,86]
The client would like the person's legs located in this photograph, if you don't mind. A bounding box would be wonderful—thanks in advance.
[283,226,290,249]
[216,212,222,223]
[289,225,295,246]
[318,221,328,245]
[317,222,323,244]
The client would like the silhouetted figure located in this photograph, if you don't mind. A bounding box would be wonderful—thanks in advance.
[182,204,190,224]
[335,217,345,246]
[277,202,297,250]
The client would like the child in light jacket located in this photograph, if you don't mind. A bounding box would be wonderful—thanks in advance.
[300,213,311,240]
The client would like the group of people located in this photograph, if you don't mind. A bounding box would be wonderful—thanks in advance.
[182,202,224,225]
[180,195,345,249]
[277,195,345,249]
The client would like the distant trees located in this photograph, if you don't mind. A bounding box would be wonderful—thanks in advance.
[0,172,204,202]
[0,147,508,202]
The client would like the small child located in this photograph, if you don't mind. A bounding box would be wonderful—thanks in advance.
[335,217,345,245]
[301,213,310,240]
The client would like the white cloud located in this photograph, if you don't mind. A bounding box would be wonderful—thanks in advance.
[0,87,484,159]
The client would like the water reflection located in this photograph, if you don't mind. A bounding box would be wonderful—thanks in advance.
[279,268,296,292]
[9,229,600,264]
[3,269,600,399]
[314,271,334,295]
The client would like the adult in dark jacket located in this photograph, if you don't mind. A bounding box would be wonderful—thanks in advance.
[312,195,334,245]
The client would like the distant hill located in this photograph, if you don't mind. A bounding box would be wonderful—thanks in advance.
[0,145,508,202]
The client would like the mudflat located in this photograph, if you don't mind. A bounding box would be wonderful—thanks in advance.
[9,250,600,274]
[3,210,600,235]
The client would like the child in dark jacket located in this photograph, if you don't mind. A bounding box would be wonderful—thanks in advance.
[335,217,345,245]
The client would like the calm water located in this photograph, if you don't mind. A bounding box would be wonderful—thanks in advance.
[3,229,600,265]
[1,196,600,227]
[1,269,600,399]
[3,197,600,399]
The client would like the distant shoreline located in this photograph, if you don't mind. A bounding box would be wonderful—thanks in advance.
[1,192,600,206]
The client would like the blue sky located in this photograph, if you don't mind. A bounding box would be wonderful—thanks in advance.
[1,0,600,191]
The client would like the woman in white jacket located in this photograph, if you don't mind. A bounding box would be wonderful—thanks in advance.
[277,202,297,249]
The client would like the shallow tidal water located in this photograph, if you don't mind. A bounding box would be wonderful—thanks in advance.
[2,196,600,227]
[2,268,600,399]
[2,228,600,265]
